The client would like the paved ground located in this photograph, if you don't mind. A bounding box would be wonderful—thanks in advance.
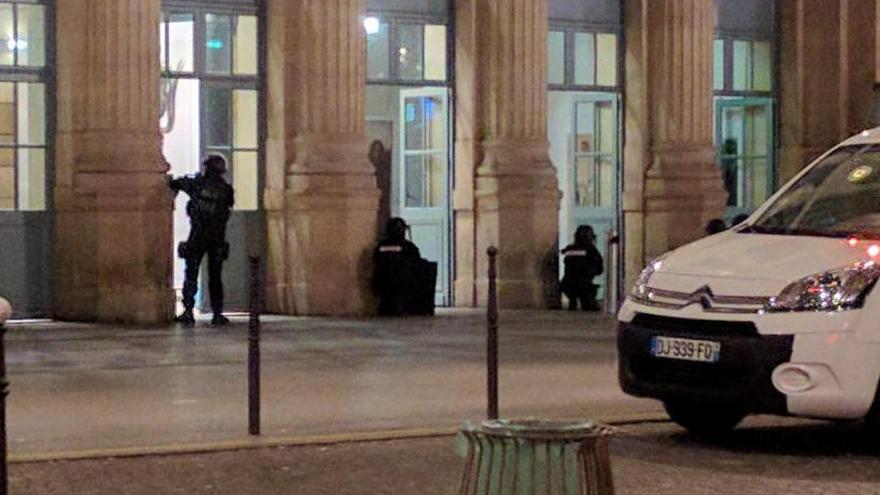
[4,309,658,458]
[12,416,880,494]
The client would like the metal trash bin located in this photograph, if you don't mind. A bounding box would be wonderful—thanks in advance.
[456,419,614,495]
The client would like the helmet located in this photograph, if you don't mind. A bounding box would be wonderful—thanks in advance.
[385,217,408,240]
[202,153,228,177]
[575,225,596,245]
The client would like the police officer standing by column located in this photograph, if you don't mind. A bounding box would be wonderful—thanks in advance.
[170,154,235,326]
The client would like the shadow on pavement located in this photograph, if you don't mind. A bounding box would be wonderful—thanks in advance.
[614,418,880,483]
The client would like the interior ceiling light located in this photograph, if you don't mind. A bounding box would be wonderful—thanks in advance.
[363,17,380,35]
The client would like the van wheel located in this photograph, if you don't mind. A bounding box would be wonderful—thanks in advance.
[663,400,745,435]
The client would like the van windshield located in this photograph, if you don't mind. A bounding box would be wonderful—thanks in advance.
[751,144,880,238]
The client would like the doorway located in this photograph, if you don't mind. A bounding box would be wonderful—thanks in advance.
[550,91,620,301]
[160,7,262,313]
[398,87,450,306]
[365,85,452,307]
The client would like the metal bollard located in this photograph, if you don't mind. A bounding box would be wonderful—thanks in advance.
[487,247,499,420]
[0,298,11,495]
[603,231,620,315]
[248,257,261,436]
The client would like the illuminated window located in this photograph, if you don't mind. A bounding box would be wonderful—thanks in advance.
[0,0,48,212]
[365,19,448,83]
[160,6,261,211]
[715,38,773,93]
[547,31,565,85]
[547,28,618,89]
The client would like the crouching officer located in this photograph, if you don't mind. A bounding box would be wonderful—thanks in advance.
[169,154,235,326]
[373,217,422,316]
[561,225,604,311]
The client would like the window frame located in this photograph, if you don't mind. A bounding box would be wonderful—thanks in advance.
[548,21,621,92]
[0,0,51,213]
[713,33,775,97]
[160,0,265,211]
[364,11,452,87]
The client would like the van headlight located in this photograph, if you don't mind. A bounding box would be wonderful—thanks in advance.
[631,255,668,302]
[766,261,880,312]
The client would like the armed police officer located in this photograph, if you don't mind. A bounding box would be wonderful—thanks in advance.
[170,154,235,326]
[561,225,604,311]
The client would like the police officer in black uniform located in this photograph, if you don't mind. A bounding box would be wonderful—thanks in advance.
[170,154,235,326]
[561,225,604,311]
[373,217,422,316]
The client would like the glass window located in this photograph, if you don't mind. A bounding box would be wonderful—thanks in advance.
[0,147,11,209]
[596,33,617,87]
[168,14,194,73]
[752,41,772,92]
[366,20,390,79]
[233,15,258,76]
[233,89,257,149]
[0,81,47,211]
[732,40,751,91]
[754,145,880,236]
[206,14,232,74]
[18,82,44,146]
[0,82,9,206]
[0,5,13,66]
[204,87,231,147]
[713,39,725,91]
[17,4,45,67]
[547,31,565,85]
[0,82,13,145]
[423,24,446,81]
[232,151,258,211]
[404,99,424,150]
[404,154,445,207]
[573,32,595,86]
[398,24,423,80]
[17,147,44,210]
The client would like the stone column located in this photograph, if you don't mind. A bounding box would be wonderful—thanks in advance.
[264,0,379,315]
[54,0,173,324]
[779,0,876,183]
[622,0,726,288]
[455,0,561,308]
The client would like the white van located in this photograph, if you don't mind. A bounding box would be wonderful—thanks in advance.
[618,128,880,433]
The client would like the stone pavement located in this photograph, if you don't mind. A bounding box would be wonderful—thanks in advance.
[4,309,659,459]
[11,416,880,494]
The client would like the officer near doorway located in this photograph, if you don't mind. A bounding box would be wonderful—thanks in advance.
[169,154,235,326]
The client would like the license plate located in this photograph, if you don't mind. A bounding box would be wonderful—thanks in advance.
[650,336,721,363]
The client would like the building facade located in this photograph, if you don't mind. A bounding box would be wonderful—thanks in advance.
[0,0,877,323]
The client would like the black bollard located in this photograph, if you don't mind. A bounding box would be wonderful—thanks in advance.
[248,256,262,436]
[487,247,499,420]
[0,322,7,495]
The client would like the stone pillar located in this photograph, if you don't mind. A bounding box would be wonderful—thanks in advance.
[454,0,561,308]
[54,0,173,324]
[622,0,726,288]
[264,0,379,315]
[779,0,876,183]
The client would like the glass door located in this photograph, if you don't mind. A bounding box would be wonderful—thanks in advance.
[570,94,618,300]
[398,87,450,306]
[715,97,774,219]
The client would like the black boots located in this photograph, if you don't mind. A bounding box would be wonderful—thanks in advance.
[174,310,195,327]
[175,310,229,326]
